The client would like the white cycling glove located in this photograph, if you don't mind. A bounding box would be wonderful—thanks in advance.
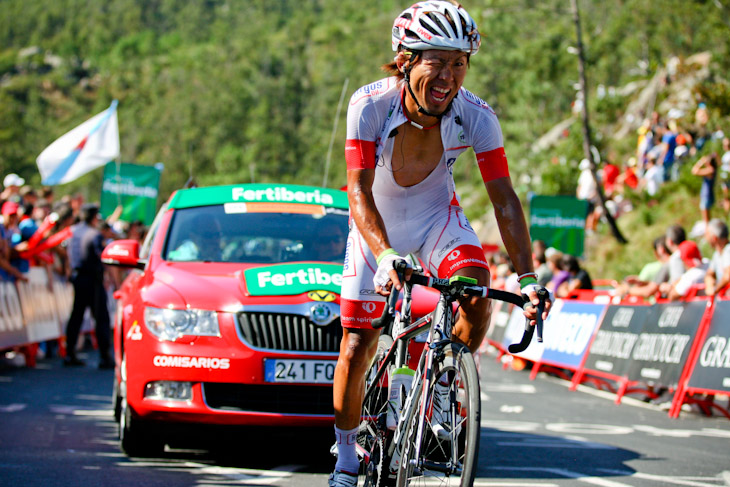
[373,252,408,290]
[521,283,554,304]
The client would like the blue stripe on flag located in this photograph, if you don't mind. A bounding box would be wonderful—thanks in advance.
[42,100,118,185]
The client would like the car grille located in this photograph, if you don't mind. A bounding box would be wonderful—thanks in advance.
[203,383,333,415]
[237,312,342,352]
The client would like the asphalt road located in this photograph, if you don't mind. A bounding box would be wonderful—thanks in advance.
[1,346,729,487]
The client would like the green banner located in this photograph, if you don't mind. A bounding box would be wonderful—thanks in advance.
[100,162,161,225]
[529,195,588,257]
[244,263,343,296]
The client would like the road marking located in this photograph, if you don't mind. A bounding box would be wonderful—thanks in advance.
[598,469,726,487]
[0,403,26,412]
[499,405,524,413]
[489,467,633,487]
[496,438,617,450]
[483,383,536,393]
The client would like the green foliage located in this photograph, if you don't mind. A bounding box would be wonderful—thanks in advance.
[0,0,728,217]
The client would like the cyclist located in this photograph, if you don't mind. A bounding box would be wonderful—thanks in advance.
[330,2,552,486]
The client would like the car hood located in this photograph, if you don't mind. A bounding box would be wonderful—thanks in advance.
[149,261,344,312]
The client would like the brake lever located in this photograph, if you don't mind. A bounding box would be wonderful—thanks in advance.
[507,288,548,354]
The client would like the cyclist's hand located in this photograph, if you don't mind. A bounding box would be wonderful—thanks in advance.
[521,283,553,325]
[373,253,411,296]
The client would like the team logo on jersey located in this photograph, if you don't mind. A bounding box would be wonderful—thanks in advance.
[362,302,376,313]
[458,131,466,144]
[448,250,461,261]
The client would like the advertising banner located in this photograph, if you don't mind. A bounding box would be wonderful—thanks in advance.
[539,300,606,368]
[583,304,653,378]
[100,162,161,225]
[529,195,588,257]
[502,299,606,368]
[625,301,707,386]
[687,300,730,393]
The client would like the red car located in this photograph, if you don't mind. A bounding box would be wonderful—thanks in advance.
[102,183,351,456]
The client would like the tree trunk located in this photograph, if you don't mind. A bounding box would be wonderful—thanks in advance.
[570,0,627,244]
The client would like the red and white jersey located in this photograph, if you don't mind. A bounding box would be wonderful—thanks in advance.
[345,76,509,217]
[340,78,502,324]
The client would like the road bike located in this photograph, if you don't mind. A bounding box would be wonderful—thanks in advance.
[357,261,546,486]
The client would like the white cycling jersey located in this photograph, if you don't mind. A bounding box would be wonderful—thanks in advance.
[341,77,510,328]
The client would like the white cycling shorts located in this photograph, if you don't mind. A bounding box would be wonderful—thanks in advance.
[340,205,489,329]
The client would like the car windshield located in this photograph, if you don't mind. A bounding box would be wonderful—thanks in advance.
[164,205,349,264]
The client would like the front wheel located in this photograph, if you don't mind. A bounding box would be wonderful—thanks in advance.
[397,342,480,487]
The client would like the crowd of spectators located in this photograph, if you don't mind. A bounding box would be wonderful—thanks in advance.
[0,173,147,288]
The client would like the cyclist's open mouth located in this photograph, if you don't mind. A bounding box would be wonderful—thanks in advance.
[430,86,451,104]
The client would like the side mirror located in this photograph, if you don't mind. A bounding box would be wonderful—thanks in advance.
[102,239,146,270]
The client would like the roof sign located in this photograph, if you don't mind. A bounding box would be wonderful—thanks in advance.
[168,184,348,210]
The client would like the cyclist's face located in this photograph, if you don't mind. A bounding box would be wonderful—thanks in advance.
[407,49,468,115]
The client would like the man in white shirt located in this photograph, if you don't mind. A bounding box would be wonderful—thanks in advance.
[704,218,730,297]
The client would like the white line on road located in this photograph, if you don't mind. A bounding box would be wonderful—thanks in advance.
[598,469,726,487]
[490,466,633,487]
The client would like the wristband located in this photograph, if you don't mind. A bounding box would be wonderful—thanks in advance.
[517,272,538,282]
[376,248,399,265]
[519,277,539,289]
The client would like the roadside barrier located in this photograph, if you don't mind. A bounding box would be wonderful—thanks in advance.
[486,287,730,420]
[0,268,74,366]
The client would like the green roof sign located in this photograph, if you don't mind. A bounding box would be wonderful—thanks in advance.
[168,184,348,210]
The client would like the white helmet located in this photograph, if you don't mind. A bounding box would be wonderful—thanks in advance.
[392,1,481,55]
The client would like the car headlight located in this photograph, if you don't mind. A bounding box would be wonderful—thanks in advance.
[144,307,220,341]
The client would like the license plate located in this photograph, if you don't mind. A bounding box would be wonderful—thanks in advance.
[264,359,337,384]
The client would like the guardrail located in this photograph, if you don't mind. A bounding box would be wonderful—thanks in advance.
[484,286,730,420]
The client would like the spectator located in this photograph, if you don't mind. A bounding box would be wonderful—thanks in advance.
[691,153,718,227]
[665,224,687,285]
[64,203,113,368]
[639,151,664,197]
[616,157,640,194]
[556,254,593,298]
[719,137,730,212]
[0,206,28,283]
[533,249,552,287]
[577,158,600,233]
[1,173,25,201]
[546,251,570,293]
[661,240,707,301]
[704,219,730,297]
[657,122,678,182]
[614,236,671,300]
[602,159,620,198]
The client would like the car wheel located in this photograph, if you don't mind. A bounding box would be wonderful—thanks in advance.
[119,354,165,457]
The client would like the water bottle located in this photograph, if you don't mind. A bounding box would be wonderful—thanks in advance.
[387,366,414,430]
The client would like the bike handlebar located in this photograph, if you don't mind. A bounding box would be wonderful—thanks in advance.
[370,261,548,354]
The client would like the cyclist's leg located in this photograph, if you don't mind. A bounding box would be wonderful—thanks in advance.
[333,226,387,476]
[451,266,492,352]
[422,205,492,353]
[333,324,382,474]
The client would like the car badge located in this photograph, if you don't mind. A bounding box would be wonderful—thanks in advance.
[310,303,334,326]
[307,290,337,302]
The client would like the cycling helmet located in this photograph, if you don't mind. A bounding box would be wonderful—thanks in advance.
[391,1,481,55]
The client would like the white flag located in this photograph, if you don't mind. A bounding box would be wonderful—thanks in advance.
[36,100,120,185]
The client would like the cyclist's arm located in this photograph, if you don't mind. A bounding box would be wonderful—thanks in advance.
[347,168,405,292]
[485,176,533,280]
[485,176,550,317]
[347,168,391,258]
